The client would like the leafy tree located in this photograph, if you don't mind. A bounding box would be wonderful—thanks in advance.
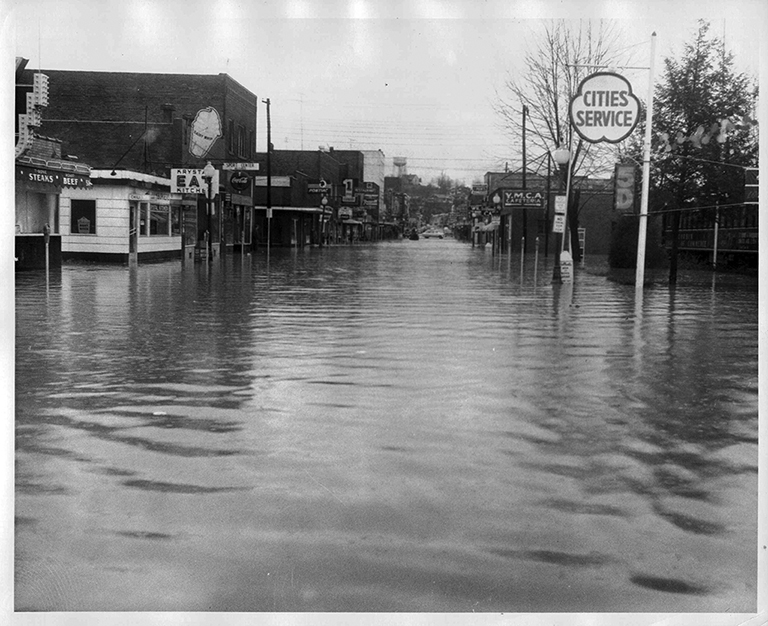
[631,20,758,280]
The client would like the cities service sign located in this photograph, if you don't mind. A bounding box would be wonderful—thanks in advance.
[570,72,640,144]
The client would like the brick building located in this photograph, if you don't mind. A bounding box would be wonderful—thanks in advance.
[252,148,386,246]
[18,67,259,260]
[483,170,615,258]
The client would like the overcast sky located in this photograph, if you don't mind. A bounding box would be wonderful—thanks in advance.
[5,0,764,184]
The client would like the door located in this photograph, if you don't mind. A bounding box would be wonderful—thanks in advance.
[129,201,138,260]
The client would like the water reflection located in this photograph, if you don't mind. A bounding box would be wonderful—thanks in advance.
[15,240,758,612]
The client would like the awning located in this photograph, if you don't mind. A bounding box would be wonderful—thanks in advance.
[342,219,363,225]
[473,222,499,232]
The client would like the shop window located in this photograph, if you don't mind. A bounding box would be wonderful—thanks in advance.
[70,199,96,234]
[149,204,170,235]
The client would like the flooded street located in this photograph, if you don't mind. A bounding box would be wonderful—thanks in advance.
[15,238,758,613]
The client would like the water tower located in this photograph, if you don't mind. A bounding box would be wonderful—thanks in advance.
[393,156,408,178]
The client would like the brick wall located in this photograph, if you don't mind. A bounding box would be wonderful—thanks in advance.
[23,70,258,175]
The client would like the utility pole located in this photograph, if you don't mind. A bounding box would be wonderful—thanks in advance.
[544,153,551,257]
[634,32,657,292]
[522,105,528,255]
[263,98,272,257]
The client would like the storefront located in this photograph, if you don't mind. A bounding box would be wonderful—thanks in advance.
[15,151,92,270]
[223,193,253,253]
[60,169,188,263]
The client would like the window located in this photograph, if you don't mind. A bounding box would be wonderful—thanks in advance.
[228,119,235,153]
[149,204,170,235]
[236,124,246,157]
[249,130,255,159]
[70,199,96,234]
[140,202,148,235]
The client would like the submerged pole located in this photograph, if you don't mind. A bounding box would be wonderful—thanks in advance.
[635,32,657,292]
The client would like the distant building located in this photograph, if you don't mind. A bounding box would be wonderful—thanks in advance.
[484,169,614,257]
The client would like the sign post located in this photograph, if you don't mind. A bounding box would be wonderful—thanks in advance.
[634,33,657,293]
[568,51,652,287]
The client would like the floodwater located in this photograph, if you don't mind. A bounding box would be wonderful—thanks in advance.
[14,238,758,613]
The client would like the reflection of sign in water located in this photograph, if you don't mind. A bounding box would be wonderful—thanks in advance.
[570,72,640,144]
[189,107,222,158]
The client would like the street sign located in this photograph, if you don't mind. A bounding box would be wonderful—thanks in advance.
[552,214,566,233]
[554,195,567,215]
[223,162,260,171]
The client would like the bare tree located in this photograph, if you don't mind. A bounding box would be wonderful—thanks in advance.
[493,20,633,259]
[494,20,630,176]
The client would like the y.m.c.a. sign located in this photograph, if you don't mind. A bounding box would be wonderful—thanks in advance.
[503,190,545,208]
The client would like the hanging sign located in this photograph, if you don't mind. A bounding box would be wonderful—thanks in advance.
[230,172,251,192]
[171,168,219,195]
[307,179,330,194]
[503,189,545,208]
[614,163,637,213]
[744,167,758,204]
[570,72,641,144]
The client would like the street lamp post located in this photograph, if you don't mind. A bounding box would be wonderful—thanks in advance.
[492,193,501,254]
[320,195,328,247]
[552,147,570,283]
[202,161,216,262]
